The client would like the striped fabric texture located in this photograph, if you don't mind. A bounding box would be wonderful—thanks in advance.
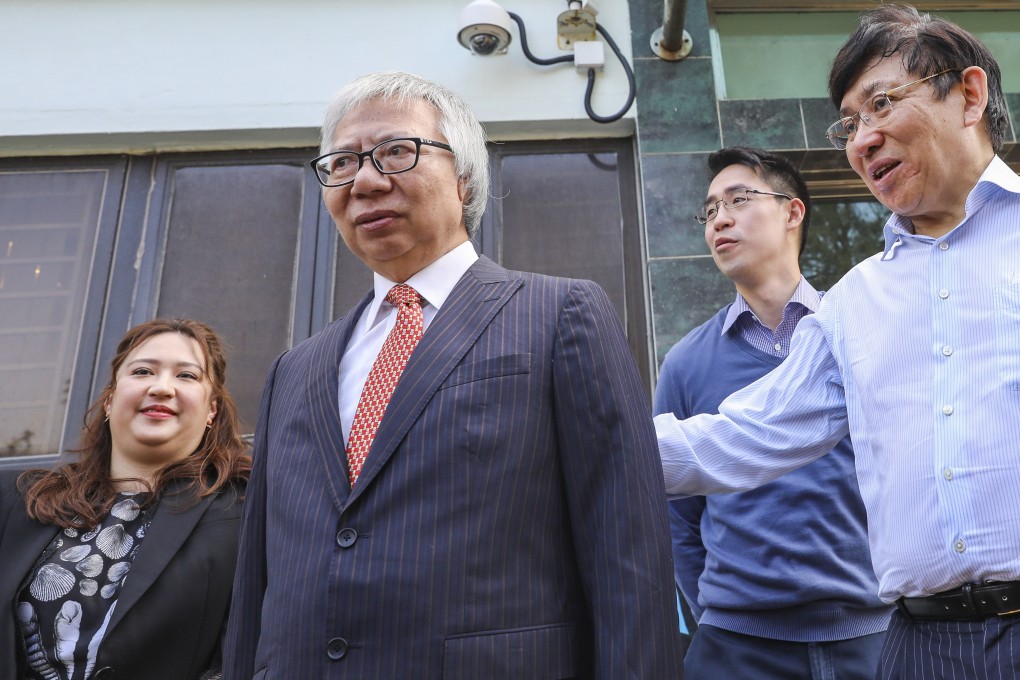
[224,256,682,680]
[658,156,1020,603]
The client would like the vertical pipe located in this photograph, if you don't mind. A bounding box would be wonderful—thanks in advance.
[651,0,692,61]
[660,0,688,53]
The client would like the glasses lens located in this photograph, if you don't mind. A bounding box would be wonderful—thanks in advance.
[318,152,359,186]
[373,139,419,174]
[728,191,750,208]
[826,121,849,150]
[867,93,894,123]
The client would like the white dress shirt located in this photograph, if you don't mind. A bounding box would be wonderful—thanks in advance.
[656,156,1020,602]
[339,241,479,443]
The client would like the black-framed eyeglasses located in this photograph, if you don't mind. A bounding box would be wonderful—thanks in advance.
[826,69,956,150]
[695,188,792,225]
[309,137,454,187]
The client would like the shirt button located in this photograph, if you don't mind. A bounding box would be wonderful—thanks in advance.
[326,637,348,660]
[939,242,950,251]
[942,404,954,416]
[774,342,783,352]
[943,468,953,480]
[942,346,953,357]
[336,528,358,548]
[939,288,950,299]
[954,539,966,553]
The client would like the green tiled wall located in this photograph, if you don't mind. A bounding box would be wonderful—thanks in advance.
[631,0,1020,371]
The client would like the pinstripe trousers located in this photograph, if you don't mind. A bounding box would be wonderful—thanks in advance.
[878,610,1020,679]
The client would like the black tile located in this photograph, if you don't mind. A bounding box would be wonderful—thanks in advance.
[719,98,804,150]
[800,98,840,150]
[635,57,720,154]
[650,257,733,366]
[642,152,713,258]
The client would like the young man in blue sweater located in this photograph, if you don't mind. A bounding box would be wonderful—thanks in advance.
[655,147,892,678]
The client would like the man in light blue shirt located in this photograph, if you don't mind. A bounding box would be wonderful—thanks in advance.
[658,147,891,679]
[655,7,1020,678]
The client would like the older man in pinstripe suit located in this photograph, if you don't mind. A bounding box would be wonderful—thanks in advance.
[223,71,681,680]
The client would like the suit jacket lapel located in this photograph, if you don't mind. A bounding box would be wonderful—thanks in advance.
[104,485,216,638]
[0,502,59,607]
[347,257,521,505]
[307,293,372,510]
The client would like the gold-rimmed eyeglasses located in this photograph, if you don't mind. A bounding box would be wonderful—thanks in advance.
[310,137,454,187]
[695,188,792,225]
[826,69,956,150]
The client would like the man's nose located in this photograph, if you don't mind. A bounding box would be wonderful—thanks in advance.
[849,122,883,157]
[713,206,735,229]
[350,156,390,193]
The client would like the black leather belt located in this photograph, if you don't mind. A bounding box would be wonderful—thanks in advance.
[897,581,1020,621]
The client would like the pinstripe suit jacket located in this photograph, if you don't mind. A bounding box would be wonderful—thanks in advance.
[223,256,681,680]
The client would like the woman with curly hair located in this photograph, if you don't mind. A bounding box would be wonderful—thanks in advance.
[0,318,251,680]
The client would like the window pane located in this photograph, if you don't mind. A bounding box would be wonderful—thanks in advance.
[156,164,306,432]
[499,152,629,324]
[333,229,373,320]
[715,10,1020,99]
[0,170,105,457]
[802,199,888,291]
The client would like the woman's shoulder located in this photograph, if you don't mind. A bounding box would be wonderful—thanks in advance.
[0,467,27,516]
[209,478,247,513]
[195,478,248,523]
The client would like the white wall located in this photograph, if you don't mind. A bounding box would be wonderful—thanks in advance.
[1,0,636,156]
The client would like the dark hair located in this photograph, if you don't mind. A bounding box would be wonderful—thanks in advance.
[19,319,251,528]
[707,146,811,256]
[828,4,1007,153]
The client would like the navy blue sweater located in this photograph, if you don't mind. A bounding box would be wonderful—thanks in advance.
[654,305,892,642]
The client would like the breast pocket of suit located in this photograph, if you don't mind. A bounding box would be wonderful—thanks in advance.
[994,283,1020,391]
[438,353,532,391]
[443,623,581,680]
[434,353,533,453]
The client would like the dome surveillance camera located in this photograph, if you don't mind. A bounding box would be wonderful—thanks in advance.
[457,0,513,56]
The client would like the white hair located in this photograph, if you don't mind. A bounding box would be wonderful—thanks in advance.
[320,71,490,238]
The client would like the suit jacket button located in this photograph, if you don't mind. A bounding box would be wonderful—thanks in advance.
[336,528,358,548]
[326,637,348,660]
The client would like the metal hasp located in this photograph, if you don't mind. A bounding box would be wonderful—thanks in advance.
[556,3,598,51]
[651,0,692,61]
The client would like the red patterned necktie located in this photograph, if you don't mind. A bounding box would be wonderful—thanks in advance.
[346,284,424,485]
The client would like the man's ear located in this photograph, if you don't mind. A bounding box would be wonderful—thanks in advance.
[457,175,468,202]
[786,197,806,232]
[959,66,989,130]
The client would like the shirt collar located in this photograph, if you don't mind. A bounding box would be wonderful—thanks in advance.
[365,240,479,329]
[721,276,820,335]
[882,155,1018,255]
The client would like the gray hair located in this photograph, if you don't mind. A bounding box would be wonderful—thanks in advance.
[319,71,490,238]
[828,4,1008,154]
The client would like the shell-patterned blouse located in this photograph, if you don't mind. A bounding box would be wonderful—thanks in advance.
[16,492,154,680]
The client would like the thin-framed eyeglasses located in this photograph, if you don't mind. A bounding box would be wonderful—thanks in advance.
[826,69,955,150]
[695,188,792,225]
[309,137,454,187]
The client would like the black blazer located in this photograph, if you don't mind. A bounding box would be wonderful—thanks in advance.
[0,470,245,680]
[224,257,682,680]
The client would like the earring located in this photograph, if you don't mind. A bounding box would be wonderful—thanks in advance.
[104,412,110,423]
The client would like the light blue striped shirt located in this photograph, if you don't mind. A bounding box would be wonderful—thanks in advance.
[656,156,1020,602]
